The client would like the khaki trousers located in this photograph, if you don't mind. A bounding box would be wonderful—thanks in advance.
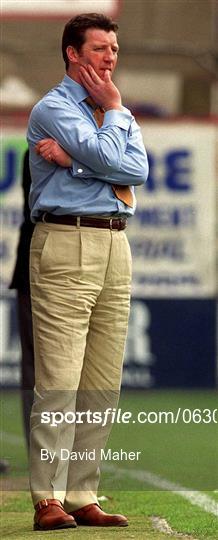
[29,222,132,510]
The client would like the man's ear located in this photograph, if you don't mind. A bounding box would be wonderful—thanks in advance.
[66,45,79,64]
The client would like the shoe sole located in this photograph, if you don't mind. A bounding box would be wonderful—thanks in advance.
[75,521,128,527]
[34,522,77,531]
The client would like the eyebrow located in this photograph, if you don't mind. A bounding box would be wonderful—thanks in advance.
[92,42,119,50]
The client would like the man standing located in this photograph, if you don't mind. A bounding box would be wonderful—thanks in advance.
[28,13,148,531]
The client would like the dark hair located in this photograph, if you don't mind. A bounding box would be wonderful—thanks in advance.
[62,12,119,70]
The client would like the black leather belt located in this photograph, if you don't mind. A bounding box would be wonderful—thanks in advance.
[37,213,127,231]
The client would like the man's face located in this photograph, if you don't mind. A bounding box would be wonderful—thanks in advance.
[77,28,119,79]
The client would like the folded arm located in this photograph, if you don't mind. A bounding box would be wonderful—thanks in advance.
[36,132,148,187]
[31,101,148,186]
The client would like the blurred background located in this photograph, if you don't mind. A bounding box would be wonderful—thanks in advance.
[1,0,218,393]
[1,0,218,115]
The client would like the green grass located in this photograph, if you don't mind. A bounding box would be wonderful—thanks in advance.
[103,389,218,491]
[1,390,218,539]
[1,490,217,540]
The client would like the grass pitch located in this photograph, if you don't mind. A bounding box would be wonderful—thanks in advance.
[1,390,217,539]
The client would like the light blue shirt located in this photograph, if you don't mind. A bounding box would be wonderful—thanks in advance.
[27,74,149,221]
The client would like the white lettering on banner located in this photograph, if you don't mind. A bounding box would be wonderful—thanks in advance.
[127,123,217,298]
[125,302,155,366]
[124,302,155,388]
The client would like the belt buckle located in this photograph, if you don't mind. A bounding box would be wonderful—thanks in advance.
[109,218,113,230]
[42,212,47,223]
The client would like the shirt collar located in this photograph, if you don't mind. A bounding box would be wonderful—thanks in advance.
[62,74,89,103]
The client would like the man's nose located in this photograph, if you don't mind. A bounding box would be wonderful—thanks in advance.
[104,48,114,61]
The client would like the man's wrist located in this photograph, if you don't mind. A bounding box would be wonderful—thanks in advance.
[104,104,123,111]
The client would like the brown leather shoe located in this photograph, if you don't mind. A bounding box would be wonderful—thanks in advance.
[34,499,77,530]
[70,503,128,527]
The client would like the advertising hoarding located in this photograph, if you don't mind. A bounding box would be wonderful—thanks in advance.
[128,123,217,299]
[1,121,217,388]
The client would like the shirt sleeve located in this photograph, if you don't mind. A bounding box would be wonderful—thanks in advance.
[70,118,149,186]
[28,100,132,175]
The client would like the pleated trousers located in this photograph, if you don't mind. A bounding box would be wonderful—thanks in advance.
[29,221,132,510]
